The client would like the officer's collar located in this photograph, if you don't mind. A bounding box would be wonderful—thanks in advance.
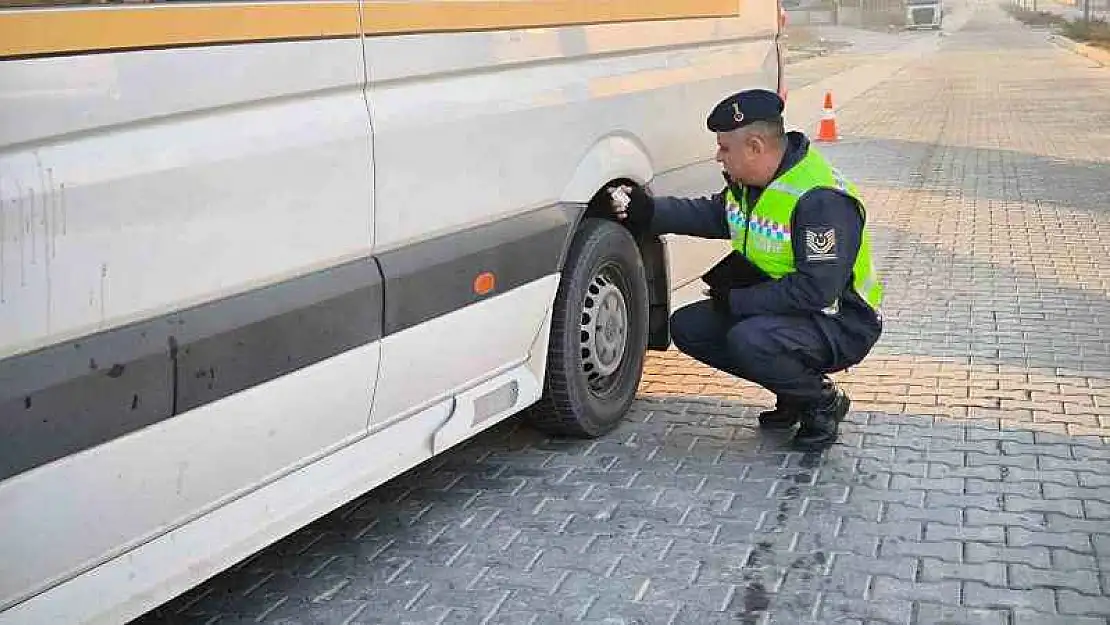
[740,131,808,196]
[771,131,809,180]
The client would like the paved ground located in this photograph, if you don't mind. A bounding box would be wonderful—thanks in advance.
[782,23,938,86]
[133,2,1110,624]
[782,24,909,65]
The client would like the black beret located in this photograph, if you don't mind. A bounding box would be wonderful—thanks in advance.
[706,89,785,132]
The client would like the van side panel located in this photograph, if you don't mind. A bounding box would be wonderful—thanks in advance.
[0,22,380,615]
[0,0,782,621]
[363,10,780,426]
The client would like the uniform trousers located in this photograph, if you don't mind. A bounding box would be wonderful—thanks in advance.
[669,300,871,406]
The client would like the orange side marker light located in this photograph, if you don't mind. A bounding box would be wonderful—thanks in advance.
[474,271,496,295]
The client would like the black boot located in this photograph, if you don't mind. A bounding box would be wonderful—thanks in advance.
[792,385,851,451]
[758,399,802,429]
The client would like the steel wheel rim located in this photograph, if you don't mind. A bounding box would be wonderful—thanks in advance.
[579,262,630,395]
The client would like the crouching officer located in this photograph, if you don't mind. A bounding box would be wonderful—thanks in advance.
[609,88,883,451]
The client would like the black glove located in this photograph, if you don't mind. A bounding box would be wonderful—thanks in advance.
[701,251,771,292]
[609,184,655,234]
[706,287,732,315]
[701,252,771,316]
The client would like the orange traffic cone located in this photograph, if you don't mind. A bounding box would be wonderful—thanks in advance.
[815,91,839,142]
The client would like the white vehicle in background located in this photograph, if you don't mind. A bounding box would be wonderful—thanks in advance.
[0,1,786,623]
[906,0,945,28]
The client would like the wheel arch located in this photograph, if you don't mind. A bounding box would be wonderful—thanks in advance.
[558,131,655,203]
[557,133,672,352]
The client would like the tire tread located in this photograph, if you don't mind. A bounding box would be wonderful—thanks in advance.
[528,218,648,438]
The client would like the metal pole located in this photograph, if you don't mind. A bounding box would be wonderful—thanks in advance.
[1084,0,1090,22]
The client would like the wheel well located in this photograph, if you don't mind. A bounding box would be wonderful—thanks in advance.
[576,178,672,351]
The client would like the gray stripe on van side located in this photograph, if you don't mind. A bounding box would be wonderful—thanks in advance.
[377,204,578,336]
[0,203,580,482]
[0,257,384,481]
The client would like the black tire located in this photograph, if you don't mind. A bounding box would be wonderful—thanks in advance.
[527,217,650,438]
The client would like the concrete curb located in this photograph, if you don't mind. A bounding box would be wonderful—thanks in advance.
[1048,32,1110,66]
[784,50,825,64]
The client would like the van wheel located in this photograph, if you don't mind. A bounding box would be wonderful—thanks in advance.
[528,217,649,438]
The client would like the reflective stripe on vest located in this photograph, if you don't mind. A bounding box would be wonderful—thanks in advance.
[725,146,884,312]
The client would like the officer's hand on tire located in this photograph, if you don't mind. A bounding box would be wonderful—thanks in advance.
[606,184,655,233]
[607,185,632,220]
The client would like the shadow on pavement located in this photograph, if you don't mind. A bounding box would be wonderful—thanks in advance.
[131,397,1110,625]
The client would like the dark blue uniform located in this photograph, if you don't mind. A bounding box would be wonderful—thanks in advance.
[648,131,882,410]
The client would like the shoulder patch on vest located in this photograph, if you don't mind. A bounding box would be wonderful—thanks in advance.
[804,227,838,262]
